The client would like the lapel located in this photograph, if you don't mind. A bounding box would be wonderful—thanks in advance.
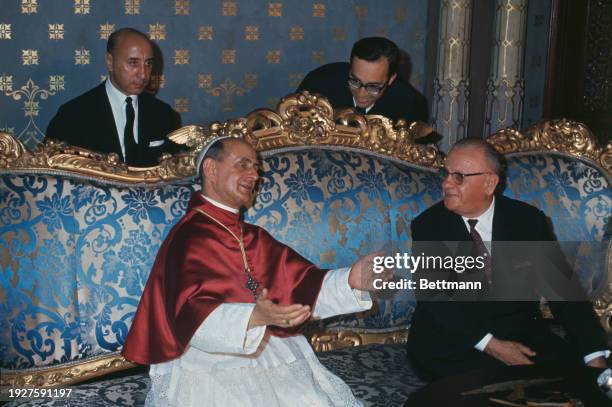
[445,208,472,241]
[491,195,514,241]
[439,206,472,256]
[97,83,123,157]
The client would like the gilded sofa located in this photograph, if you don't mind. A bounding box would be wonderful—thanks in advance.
[0,93,610,406]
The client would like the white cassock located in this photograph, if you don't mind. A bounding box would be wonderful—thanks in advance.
[146,267,372,407]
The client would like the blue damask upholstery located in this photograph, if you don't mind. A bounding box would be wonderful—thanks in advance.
[0,176,194,370]
[1,145,609,385]
[0,147,442,372]
[504,153,610,295]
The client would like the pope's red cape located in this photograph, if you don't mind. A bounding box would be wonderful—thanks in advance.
[122,194,328,364]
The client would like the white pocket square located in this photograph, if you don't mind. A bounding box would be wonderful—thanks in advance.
[149,139,165,147]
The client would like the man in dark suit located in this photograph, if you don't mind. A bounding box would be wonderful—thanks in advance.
[46,27,181,167]
[407,138,608,380]
[296,37,428,123]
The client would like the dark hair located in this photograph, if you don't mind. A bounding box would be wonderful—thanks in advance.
[204,138,230,162]
[350,37,400,77]
[449,138,505,176]
[106,27,150,55]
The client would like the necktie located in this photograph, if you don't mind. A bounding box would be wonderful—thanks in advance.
[467,219,492,284]
[355,106,366,115]
[124,97,136,164]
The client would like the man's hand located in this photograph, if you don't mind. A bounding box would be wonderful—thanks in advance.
[586,356,608,368]
[484,337,536,366]
[247,289,311,330]
[348,252,393,291]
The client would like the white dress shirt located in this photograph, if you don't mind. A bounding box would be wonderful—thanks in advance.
[105,79,139,159]
[352,97,373,113]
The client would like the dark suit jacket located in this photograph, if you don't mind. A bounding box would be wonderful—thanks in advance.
[296,62,428,123]
[407,195,606,379]
[46,82,182,167]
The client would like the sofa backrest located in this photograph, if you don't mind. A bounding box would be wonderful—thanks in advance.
[0,94,609,388]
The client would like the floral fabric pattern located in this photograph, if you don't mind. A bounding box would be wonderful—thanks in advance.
[1,148,609,373]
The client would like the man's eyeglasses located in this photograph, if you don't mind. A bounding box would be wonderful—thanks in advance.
[347,75,387,96]
[440,168,493,184]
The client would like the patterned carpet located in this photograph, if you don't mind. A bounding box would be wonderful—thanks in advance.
[4,344,426,407]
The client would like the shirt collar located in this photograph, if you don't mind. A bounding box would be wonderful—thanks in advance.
[462,196,495,234]
[352,97,373,113]
[105,79,139,108]
[201,193,239,214]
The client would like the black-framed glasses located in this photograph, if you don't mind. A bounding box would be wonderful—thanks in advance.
[440,168,493,184]
[347,75,388,96]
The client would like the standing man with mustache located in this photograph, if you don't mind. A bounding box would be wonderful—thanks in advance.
[46,27,181,167]
[123,136,388,406]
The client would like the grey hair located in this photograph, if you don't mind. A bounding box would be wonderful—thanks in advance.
[449,138,504,176]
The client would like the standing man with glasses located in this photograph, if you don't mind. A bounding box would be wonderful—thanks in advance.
[46,27,182,167]
[297,37,428,123]
[407,138,608,381]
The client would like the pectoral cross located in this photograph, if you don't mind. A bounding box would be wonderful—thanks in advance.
[245,271,259,299]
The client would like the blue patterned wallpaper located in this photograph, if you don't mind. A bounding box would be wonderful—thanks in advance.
[0,0,430,148]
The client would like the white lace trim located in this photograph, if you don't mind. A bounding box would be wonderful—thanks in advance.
[146,355,362,407]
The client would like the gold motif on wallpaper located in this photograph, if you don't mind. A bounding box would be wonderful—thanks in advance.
[48,24,64,40]
[245,26,259,41]
[268,3,282,17]
[207,78,250,112]
[223,0,237,16]
[174,98,189,113]
[0,23,11,39]
[290,26,304,41]
[198,26,213,40]
[99,23,115,40]
[0,75,13,92]
[288,73,304,88]
[148,23,166,40]
[74,0,90,15]
[244,73,258,89]
[175,0,190,15]
[332,28,346,41]
[312,3,326,17]
[3,78,61,145]
[49,76,65,92]
[21,0,38,14]
[267,50,281,64]
[174,49,189,65]
[222,49,236,64]
[355,5,368,19]
[22,49,38,65]
[124,0,140,15]
[198,73,213,89]
[395,6,408,21]
[74,48,90,65]
[149,74,164,90]
[312,50,324,64]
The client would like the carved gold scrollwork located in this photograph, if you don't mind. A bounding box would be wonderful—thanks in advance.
[0,93,443,182]
[0,354,135,388]
[487,118,612,173]
[310,329,409,352]
[0,131,26,166]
